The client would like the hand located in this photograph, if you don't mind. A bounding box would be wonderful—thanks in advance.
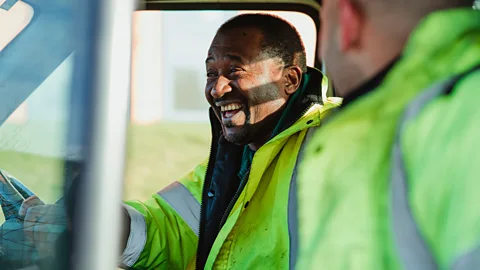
[22,201,68,260]
[0,167,81,269]
[0,171,40,267]
[0,169,68,267]
[0,210,37,268]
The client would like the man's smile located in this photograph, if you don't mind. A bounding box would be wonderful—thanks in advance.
[215,101,244,120]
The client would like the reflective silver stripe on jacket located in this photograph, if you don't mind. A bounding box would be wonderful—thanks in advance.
[120,204,148,267]
[391,66,480,270]
[289,127,317,270]
[391,79,451,270]
[452,244,480,270]
[158,181,200,236]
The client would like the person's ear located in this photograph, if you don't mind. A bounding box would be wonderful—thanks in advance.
[284,66,303,95]
[338,0,363,52]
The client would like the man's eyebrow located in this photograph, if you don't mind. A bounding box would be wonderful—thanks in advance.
[205,54,245,64]
[225,54,244,64]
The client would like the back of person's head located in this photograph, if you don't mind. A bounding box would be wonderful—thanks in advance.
[365,0,473,37]
[217,13,307,73]
[319,0,474,96]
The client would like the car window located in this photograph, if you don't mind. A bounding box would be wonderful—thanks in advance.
[0,0,90,268]
[124,10,317,201]
[0,54,74,206]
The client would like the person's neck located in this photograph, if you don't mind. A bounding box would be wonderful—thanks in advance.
[340,55,400,108]
[247,105,287,151]
[247,132,270,151]
[247,143,260,151]
[344,53,400,96]
[247,122,277,151]
[337,26,408,96]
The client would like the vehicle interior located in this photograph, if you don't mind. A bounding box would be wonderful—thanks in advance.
[2,0,480,269]
[0,0,480,270]
[0,0,330,269]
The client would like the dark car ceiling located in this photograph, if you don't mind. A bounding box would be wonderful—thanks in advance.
[140,0,320,11]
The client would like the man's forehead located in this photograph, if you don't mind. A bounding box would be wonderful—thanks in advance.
[207,27,264,61]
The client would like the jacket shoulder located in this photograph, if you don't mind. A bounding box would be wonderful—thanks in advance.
[402,69,480,268]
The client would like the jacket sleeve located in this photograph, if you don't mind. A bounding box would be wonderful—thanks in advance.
[402,72,480,269]
[120,159,207,269]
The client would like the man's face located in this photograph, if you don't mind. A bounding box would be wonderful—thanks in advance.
[205,27,289,147]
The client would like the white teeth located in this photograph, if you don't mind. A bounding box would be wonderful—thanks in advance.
[220,103,242,112]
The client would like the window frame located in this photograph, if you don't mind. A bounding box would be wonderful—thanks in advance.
[141,1,322,69]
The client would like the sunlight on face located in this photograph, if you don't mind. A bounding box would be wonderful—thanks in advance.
[0,0,34,52]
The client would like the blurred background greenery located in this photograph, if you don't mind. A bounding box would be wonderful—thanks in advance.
[0,123,210,208]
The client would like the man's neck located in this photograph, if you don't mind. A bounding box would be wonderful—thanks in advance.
[247,126,275,151]
[340,56,400,108]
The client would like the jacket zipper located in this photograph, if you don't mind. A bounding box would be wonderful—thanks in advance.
[196,111,220,270]
[217,168,250,233]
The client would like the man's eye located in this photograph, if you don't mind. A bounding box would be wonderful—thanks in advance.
[230,67,242,74]
[206,71,217,78]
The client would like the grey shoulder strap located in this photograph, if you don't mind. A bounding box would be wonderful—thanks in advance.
[289,126,317,270]
[391,65,480,270]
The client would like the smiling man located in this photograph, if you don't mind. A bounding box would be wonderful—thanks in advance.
[119,13,339,269]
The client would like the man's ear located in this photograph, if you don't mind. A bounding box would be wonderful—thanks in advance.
[338,0,363,52]
[285,66,303,95]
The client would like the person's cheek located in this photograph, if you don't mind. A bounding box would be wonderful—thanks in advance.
[204,83,213,103]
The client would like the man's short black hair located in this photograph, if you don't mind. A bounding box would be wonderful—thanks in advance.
[217,13,308,73]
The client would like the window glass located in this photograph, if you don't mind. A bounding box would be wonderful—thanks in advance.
[0,0,88,268]
[125,10,317,200]
[0,54,74,205]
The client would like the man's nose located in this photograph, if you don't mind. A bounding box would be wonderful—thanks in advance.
[210,75,232,99]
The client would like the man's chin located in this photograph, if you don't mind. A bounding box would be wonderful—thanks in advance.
[223,129,250,146]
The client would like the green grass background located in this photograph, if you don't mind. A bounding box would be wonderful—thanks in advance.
[0,123,211,217]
